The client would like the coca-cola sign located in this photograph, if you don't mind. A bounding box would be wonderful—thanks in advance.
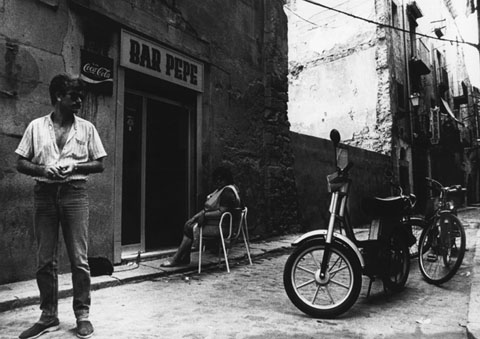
[80,50,113,84]
[82,63,112,81]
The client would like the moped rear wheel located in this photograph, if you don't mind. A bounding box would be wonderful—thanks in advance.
[418,213,466,285]
[381,232,410,292]
[283,239,362,318]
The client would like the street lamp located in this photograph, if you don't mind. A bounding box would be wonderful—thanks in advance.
[410,93,420,107]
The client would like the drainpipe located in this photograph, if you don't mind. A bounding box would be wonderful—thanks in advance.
[476,0,480,201]
[402,0,414,193]
[476,0,480,142]
[402,1,413,145]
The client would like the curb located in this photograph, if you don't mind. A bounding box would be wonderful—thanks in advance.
[467,228,480,339]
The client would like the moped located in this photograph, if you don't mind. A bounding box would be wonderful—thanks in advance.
[283,129,417,318]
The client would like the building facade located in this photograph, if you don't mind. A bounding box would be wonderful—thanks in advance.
[0,0,299,284]
[287,0,479,209]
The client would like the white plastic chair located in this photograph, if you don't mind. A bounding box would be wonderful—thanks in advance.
[197,207,253,273]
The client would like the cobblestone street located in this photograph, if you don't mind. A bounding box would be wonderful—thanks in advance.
[0,223,477,339]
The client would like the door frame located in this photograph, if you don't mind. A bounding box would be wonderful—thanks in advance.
[113,68,202,263]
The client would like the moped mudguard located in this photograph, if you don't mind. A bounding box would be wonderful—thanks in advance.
[292,230,365,268]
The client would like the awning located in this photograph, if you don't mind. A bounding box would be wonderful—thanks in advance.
[441,98,464,126]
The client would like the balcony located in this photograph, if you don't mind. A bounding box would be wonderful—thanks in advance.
[410,39,431,76]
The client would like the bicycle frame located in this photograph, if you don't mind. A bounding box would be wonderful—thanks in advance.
[417,177,466,284]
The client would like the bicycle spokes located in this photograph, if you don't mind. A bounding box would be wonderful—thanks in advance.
[418,214,465,284]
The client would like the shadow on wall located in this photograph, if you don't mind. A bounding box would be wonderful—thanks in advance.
[291,132,391,231]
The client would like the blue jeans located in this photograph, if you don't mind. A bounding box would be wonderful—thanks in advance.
[33,180,90,323]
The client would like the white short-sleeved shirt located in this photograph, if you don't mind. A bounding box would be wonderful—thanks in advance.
[15,113,107,182]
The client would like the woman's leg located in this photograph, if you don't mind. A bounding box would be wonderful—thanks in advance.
[172,235,193,262]
[161,221,196,267]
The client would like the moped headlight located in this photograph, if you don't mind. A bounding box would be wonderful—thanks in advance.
[446,200,455,210]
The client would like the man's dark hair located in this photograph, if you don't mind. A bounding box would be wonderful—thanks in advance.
[49,73,86,105]
[212,166,234,185]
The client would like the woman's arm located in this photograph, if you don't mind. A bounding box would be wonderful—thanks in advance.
[204,186,239,218]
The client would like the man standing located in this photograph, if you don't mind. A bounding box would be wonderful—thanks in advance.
[15,73,107,339]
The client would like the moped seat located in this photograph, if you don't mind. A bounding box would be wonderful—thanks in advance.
[362,196,408,217]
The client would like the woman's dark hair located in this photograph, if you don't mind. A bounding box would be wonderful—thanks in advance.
[49,73,86,105]
[212,166,234,185]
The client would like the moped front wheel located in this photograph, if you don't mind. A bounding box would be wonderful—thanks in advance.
[418,213,466,285]
[283,239,362,318]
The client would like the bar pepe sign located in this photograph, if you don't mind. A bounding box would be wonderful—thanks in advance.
[120,30,203,92]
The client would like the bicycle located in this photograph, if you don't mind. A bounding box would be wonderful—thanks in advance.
[417,178,466,285]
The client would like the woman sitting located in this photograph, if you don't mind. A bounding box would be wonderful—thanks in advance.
[161,166,241,267]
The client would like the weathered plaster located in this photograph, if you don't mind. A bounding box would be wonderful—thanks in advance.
[289,48,378,142]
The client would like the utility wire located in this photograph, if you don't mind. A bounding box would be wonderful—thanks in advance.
[285,4,371,30]
[301,0,480,50]
[284,5,320,27]
[308,0,371,21]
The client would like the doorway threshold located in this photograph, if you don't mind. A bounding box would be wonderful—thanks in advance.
[121,247,177,264]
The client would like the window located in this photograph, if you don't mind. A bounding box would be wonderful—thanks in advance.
[392,2,399,28]
[396,81,405,110]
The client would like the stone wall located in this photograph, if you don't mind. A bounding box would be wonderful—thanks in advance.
[0,0,299,284]
[291,132,391,231]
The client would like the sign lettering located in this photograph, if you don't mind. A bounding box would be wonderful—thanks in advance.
[121,30,203,92]
[80,49,114,94]
[80,49,113,84]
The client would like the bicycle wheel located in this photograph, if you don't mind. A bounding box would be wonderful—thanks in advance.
[409,223,425,259]
[418,213,466,285]
[382,232,410,292]
[283,239,362,318]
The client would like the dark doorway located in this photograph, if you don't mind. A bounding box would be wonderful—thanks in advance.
[121,89,193,253]
[145,99,189,249]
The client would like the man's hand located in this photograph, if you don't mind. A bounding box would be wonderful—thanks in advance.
[59,164,75,176]
[44,164,67,179]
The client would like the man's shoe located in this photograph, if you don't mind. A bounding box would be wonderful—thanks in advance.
[19,319,60,339]
[76,320,94,339]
